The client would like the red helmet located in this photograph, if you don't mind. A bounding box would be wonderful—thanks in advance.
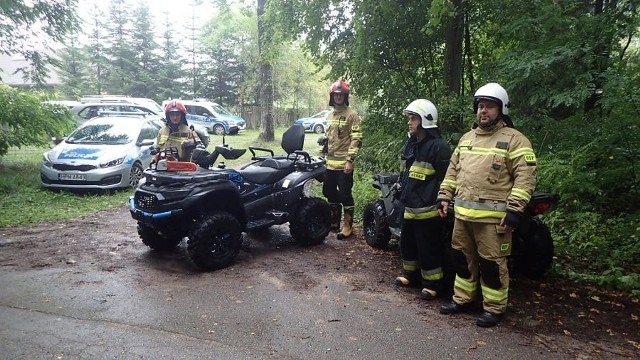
[329,80,350,106]
[329,80,350,94]
[164,100,188,126]
[165,100,187,114]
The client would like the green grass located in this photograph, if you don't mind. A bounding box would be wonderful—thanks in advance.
[0,128,325,227]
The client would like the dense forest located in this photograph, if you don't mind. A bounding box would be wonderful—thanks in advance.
[1,0,639,294]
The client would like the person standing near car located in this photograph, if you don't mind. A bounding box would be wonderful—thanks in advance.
[157,100,201,162]
[322,80,363,240]
[437,83,537,327]
[394,99,452,300]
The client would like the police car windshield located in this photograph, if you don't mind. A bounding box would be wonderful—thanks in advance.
[67,121,137,145]
[212,104,232,115]
[139,100,163,113]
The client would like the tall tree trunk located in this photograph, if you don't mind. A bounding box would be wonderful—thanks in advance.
[257,0,274,141]
[584,0,610,113]
[443,0,464,95]
[443,0,465,128]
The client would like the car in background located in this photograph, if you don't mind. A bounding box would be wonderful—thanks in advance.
[70,102,210,148]
[71,102,158,122]
[162,99,246,135]
[41,115,161,191]
[80,95,164,115]
[294,109,331,134]
[42,100,82,109]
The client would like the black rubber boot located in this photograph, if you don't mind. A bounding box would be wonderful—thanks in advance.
[329,203,342,231]
[476,311,503,327]
[439,300,473,315]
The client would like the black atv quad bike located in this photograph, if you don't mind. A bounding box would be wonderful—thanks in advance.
[129,125,331,271]
[363,172,557,278]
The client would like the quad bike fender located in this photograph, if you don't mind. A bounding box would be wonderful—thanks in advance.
[130,179,245,228]
[195,183,246,228]
[275,166,326,190]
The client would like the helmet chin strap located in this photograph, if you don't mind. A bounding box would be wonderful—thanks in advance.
[476,114,500,129]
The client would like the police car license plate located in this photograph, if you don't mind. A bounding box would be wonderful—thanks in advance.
[58,173,87,181]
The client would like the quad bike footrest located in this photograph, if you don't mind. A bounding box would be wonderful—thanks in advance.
[246,211,289,231]
[247,219,275,230]
[266,210,288,223]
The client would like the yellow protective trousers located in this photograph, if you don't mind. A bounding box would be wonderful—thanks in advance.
[450,218,511,314]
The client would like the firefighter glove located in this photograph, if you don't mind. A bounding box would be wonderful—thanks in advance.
[504,210,522,229]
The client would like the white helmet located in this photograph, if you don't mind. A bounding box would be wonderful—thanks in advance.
[473,83,510,115]
[403,99,438,129]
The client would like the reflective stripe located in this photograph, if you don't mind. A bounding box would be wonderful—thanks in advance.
[441,178,456,190]
[481,285,509,302]
[167,133,191,141]
[455,206,504,219]
[458,146,508,157]
[160,131,191,143]
[422,267,444,281]
[408,161,435,181]
[511,187,531,202]
[410,161,435,171]
[454,199,507,212]
[404,206,439,219]
[508,147,534,160]
[457,144,536,163]
[327,159,347,167]
[402,260,418,272]
[454,275,477,292]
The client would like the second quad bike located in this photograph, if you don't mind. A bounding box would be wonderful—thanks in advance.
[363,173,558,278]
[129,125,331,271]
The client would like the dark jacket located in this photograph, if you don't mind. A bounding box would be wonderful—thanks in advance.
[399,132,452,220]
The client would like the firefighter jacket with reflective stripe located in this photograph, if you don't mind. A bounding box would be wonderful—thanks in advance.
[325,105,362,170]
[157,124,199,161]
[438,120,537,223]
[399,134,452,220]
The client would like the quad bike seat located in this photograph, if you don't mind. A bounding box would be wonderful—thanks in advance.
[281,124,305,154]
[240,125,306,184]
[239,164,293,184]
[259,157,296,170]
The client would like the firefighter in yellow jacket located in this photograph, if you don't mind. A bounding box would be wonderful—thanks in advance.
[437,83,537,327]
[322,80,363,240]
[157,100,200,162]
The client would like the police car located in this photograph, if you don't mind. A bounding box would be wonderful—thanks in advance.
[162,99,246,135]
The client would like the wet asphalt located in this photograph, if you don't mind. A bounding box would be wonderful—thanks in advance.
[0,224,571,360]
